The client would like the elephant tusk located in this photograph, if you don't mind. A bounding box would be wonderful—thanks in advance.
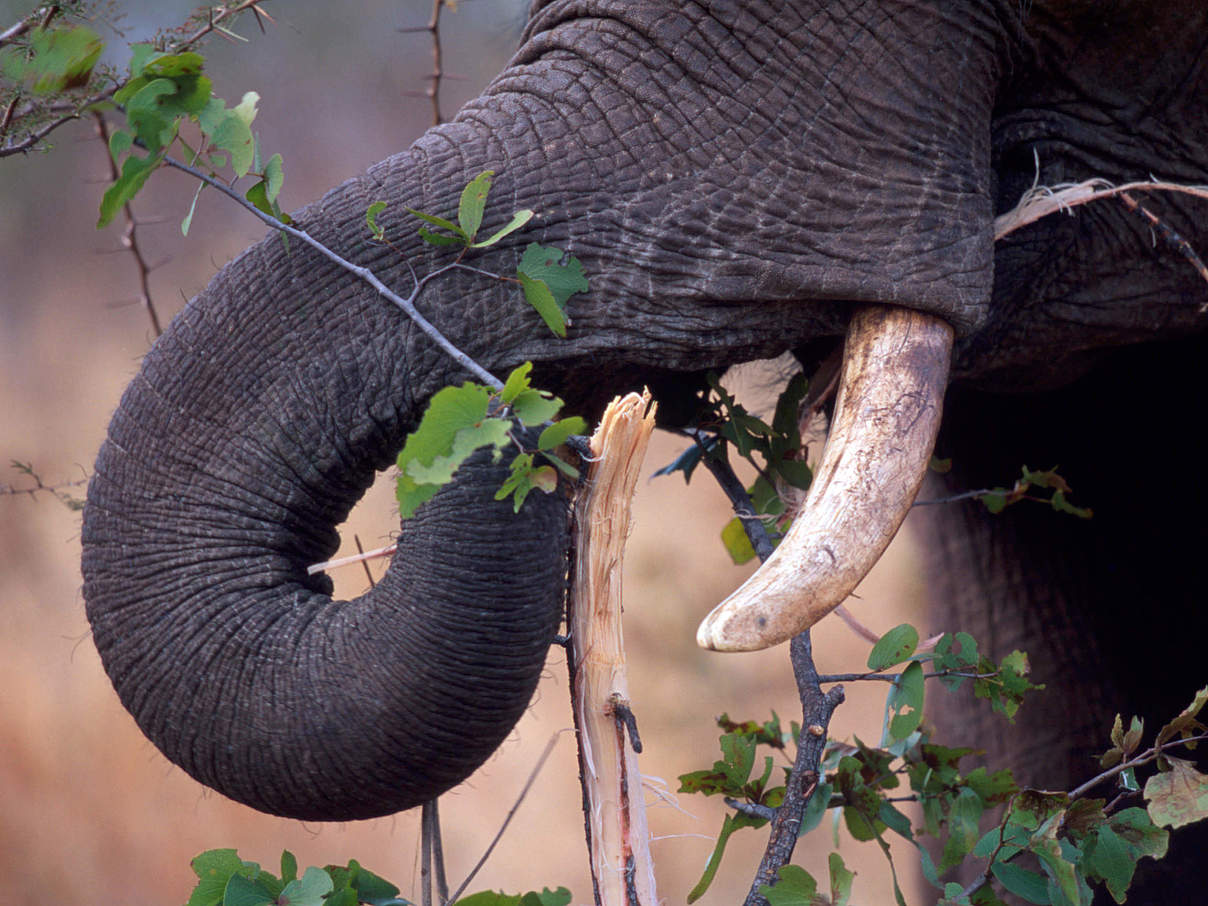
[696,305,954,652]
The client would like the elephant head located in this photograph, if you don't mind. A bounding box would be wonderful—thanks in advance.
[82,0,1208,832]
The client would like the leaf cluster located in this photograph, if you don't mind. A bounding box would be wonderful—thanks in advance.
[654,372,812,564]
[186,849,405,906]
[98,44,288,231]
[185,849,571,906]
[675,625,1048,905]
[979,466,1092,519]
[397,170,589,337]
[396,362,585,517]
[676,658,1208,905]
[1,20,103,95]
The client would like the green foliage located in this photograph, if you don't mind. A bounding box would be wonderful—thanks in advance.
[185,849,568,906]
[186,850,406,906]
[930,632,1042,721]
[395,362,585,517]
[2,22,103,94]
[94,43,289,230]
[978,466,1092,519]
[678,639,1208,905]
[401,172,588,338]
[654,372,811,564]
[452,889,571,906]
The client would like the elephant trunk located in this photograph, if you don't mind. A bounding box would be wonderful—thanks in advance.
[81,120,574,821]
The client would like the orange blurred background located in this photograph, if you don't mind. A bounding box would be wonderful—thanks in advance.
[0,2,928,902]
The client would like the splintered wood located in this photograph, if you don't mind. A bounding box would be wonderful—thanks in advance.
[571,391,659,906]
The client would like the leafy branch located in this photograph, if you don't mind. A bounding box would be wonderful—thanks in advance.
[0,0,272,156]
[183,847,571,906]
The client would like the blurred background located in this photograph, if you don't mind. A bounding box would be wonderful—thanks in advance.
[0,2,929,902]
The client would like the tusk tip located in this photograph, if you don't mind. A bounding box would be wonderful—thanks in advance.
[696,595,792,652]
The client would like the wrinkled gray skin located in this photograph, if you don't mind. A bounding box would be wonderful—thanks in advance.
[83,0,1206,898]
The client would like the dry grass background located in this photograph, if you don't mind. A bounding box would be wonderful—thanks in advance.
[0,2,931,902]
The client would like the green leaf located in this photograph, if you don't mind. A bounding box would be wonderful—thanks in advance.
[991,861,1050,905]
[686,814,742,903]
[518,242,590,308]
[458,170,494,240]
[406,207,468,242]
[207,106,256,177]
[223,874,276,906]
[1106,807,1167,874]
[124,77,179,149]
[1087,825,1136,903]
[510,388,562,427]
[518,271,566,337]
[537,417,586,451]
[759,864,818,905]
[107,127,133,164]
[829,852,855,906]
[25,24,104,93]
[263,153,285,204]
[143,51,205,79]
[98,150,162,228]
[280,851,297,884]
[940,788,985,872]
[419,227,467,246]
[181,181,205,235]
[495,454,557,512]
[721,517,758,565]
[867,624,919,671]
[127,43,158,78]
[500,362,533,403]
[885,660,924,743]
[366,201,388,240]
[277,867,333,906]
[405,419,512,485]
[396,383,503,517]
[244,179,290,226]
[472,209,534,248]
[188,850,251,906]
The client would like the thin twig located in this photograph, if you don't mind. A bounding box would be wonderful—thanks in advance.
[1117,191,1208,291]
[426,0,444,126]
[92,111,162,337]
[994,178,1208,242]
[160,154,503,388]
[445,733,561,905]
[352,534,376,588]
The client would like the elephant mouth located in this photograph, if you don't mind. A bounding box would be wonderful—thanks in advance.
[697,305,954,651]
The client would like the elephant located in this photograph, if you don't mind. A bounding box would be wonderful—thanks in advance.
[81,0,1207,900]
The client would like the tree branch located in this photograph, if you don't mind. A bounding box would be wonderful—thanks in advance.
[159,154,503,388]
[697,446,847,904]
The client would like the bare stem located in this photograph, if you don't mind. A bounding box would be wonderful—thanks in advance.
[445,734,561,905]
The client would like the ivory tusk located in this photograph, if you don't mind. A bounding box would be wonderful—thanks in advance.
[697,305,954,652]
